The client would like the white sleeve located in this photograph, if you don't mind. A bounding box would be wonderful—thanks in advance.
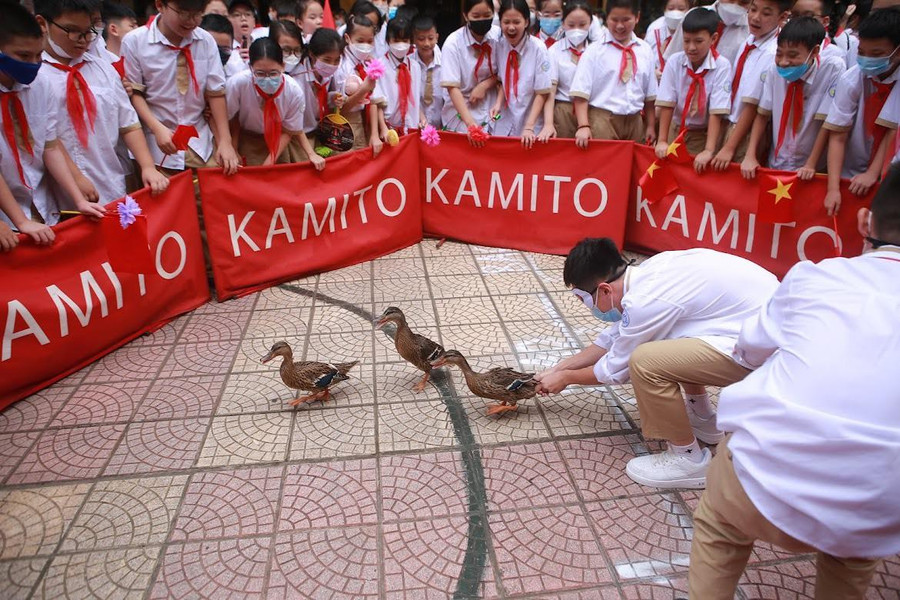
[225,76,240,120]
[709,57,733,114]
[568,47,595,99]
[757,66,774,114]
[592,296,686,384]
[440,36,462,87]
[282,82,306,133]
[655,58,678,107]
[824,69,861,130]
[732,264,801,369]
[534,43,553,93]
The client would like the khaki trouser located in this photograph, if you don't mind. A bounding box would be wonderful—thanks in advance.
[287,132,316,163]
[723,121,750,164]
[553,100,578,139]
[588,107,644,142]
[237,130,295,166]
[689,437,881,599]
[669,122,709,156]
[628,338,750,441]
[346,110,368,152]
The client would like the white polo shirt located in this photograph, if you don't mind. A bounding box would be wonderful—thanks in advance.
[493,34,553,136]
[833,30,859,67]
[757,55,844,172]
[413,46,443,129]
[656,50,732,130]
[224,49,249,80]
[225,70,305,136]
[333,48,387,114]
[879,84,900,166]
[548,34,591,103]
[121,19,227,169]
[720,248,900,559]
[439,25,500,132]
[591,249,779,384]
[645,15,670,73]
[824,65,900,178]
[569,33,657,115]
[376,51,423,131]
[0,74,60,227]
[664,2,750,66]
[41,52,141,206]
[727,29,778,124]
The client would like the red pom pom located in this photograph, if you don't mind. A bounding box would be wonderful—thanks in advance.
[467,124,489,143]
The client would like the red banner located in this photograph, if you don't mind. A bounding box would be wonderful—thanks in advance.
[198,135,423,300]
[420,133,633,255]
[627,145,871,277]
[0,172,209,408]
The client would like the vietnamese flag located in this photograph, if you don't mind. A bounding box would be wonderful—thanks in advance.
[664,130,692,164]
[322,0,336,29]
[638,159,679,204]
[757,172,797,224]
[172,124,199,151]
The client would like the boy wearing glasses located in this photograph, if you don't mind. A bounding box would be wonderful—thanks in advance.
[35,0,168,205]
[121,0,240,174]
[534,239,778,489]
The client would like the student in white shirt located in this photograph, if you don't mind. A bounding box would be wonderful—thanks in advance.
[687,164,900,600]
[536,0,563,49]
[122,0,240,174]
[491,0,554,144]
[790,0,853,66]
[822,7,900,216]
[655,8,733,173]
[35,0,169,205]
[297,0,323,44]
[0,3,87,245]
[100,2,138,62]
[226,38,305,165]
[412,15,443,129]
[335,13,385,154]
[440,0,501,146]
[547,0,593,138]
[665,0,751,66]
[376,17,424,133]
[227,0,255,62]
[710,0,786,170]
[741,18,844,177]
[645,0,689,79]
[200,13,246,79]
[569,0,657,148]
[535,239,779,489]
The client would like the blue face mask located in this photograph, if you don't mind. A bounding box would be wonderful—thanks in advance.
[776,54,811,82]
[539,16,562,35]
[387,6,398,20]
[591,306,623,322]
[857,48,898,77]
[0,51,41,85]
[255,75,282,95]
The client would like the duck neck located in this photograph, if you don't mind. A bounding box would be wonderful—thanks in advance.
[455,358,479,386]
[278,352,294,374]
[392,318,412,341]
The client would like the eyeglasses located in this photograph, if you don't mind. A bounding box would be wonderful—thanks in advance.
[163,3,204,22]
[230,10,255,20]
[252,69,283,78]
[48,19,98,43]
[280,47,303,58]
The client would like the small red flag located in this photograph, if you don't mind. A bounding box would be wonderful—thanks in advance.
[322,0,336,30]
[100,196,153,274]
[172,124,199,151]
[664,130,692,164]
[638,160,679,204]
[757,172,797,224]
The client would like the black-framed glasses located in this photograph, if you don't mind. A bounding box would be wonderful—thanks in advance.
[162,3,204,22]
[280,47,303,58]
[48,19,98,43]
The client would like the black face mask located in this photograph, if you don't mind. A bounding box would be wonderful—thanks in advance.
[468,18,493,37]
[217,46,232,66]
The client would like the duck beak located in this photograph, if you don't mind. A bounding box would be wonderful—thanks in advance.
[430,357,446,368]
[374,317,387,330]
[260,351,275,364]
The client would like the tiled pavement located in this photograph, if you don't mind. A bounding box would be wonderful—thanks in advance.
[0,241,897,599]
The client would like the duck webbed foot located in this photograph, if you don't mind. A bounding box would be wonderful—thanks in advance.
[290,389,330,407]
[486,402,518,416]
[413,372,430,392]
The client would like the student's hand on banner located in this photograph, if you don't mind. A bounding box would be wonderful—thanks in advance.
[309,153,326,171]
[740,156,760,179]
[654,140,668,159]
[575,126,591,149]
[711,148,734,172]
[693,150,713,174]
[75,198,107,220]
[75,173,100,203]
[848,170,878,196]
[0,222,18,251]
[824,190,842,216]
[370,134,384,157]
[797,165,816,181]
[537,124,555,143]
[216,145,241,175]
[521,128,536,149]
[142,168,170,196]
[644,127,657,147]
[18,221,55,246]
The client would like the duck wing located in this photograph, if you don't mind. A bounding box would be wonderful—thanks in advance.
[412,333,444,367]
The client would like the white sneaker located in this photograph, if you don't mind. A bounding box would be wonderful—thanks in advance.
[686,405,726,445]
[625,447,711,489]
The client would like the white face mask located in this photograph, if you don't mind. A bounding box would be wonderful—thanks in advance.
[351,42,374,61]
[284,54,301,70]
[664,9,686,31]
[48,36,74,59]
[314,59,339,79]
[566,28,589,47]
[717,2,748,26]
[389,42,410,59]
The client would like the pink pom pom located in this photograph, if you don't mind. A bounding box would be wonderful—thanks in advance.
[421,125,441,148]
[364,58,386,80]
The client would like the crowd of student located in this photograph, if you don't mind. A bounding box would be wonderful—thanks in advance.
[1,0,899,251]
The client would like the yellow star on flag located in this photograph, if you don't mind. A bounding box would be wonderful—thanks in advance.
[645,161,660,178]
[767,178,793,204]
[666,141,682,157]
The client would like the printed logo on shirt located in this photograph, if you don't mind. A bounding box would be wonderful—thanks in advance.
[540,60,550,73]
[828,85,836,97]
[760,71,767,83]
[621,310,630,327]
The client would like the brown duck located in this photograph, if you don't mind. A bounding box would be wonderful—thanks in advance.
[260,341,358,406]
[431,350,536,416]
[375,306,444,392]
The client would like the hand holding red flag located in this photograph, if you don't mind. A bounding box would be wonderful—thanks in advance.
[664,130,692,164]
[172,124,199,151]
[757,172,797,224]
[638,160,679,204]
